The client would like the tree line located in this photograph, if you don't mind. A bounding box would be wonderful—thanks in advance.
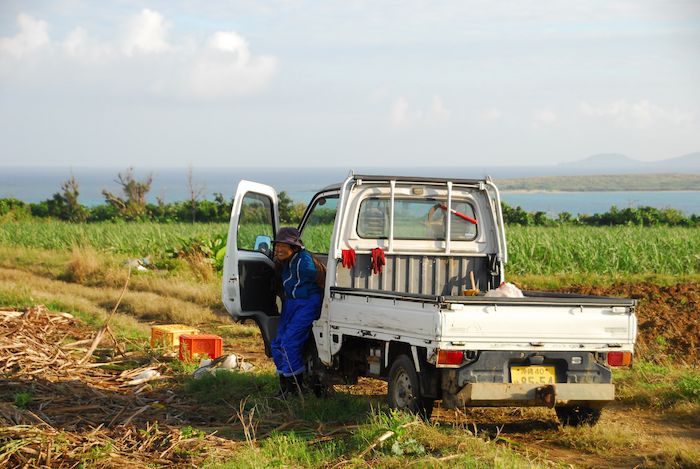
[0,168,306,224]
[501,203,699,227]
[0,168,698,227]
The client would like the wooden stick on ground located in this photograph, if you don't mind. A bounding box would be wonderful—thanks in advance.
[79,267,131,365]
[358,430,395,458]
[105,324,126,357]
[358,421,419,458]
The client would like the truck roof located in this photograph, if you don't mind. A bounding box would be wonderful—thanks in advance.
[317,174,491,193]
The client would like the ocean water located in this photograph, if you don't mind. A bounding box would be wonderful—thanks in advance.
[0,166,698,216]
[502,191,698,217]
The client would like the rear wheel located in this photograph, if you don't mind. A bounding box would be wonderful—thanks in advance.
[555,406,602,426]
[387,355,434,419]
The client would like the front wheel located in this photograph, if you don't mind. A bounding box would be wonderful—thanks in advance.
[387,355,434,419]
[555,406,602,426]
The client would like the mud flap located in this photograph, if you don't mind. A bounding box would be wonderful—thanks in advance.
[536,384,556,408]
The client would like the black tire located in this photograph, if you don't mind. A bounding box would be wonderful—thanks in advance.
[387,355,434,419]
[555,406,602,427]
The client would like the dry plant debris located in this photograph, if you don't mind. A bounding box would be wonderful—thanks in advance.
[0,423,238,468]
[0,306,240,467]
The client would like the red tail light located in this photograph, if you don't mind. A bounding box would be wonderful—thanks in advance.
[607,351,632,367]
[437,350,464,367]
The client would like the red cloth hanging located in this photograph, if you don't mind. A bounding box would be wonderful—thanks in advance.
[371,248,386,275]
[341,249,356,269]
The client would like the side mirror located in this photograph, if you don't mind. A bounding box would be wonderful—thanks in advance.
[254,235,273,257]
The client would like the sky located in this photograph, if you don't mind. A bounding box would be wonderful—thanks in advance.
[1,0,699,168]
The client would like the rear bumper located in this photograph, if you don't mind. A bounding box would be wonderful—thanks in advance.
[442,383,615,408]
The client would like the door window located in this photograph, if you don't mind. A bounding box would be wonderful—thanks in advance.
[237,192,275,251]
[300,195,338,254]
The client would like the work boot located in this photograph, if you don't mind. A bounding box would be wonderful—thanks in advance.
[288,373,310,396]
[273,375,290,399]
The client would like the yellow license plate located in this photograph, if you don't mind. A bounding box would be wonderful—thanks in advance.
[510,366,556,384]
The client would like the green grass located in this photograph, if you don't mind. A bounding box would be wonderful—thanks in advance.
[615,361,700,408]
[3,221,699,276]
[0,283,149,340]
[13,391,32,409]
[186,373,544,467]
[207,407,545,469]
[0,220,228,256]
[507,225,700,275]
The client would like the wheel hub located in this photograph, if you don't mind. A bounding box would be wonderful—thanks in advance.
[393,369,415,408]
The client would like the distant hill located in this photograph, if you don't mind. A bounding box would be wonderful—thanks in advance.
[495,173,700,192]
[557,152,700,174]
[560,153,639,167]
[657,152,700,169]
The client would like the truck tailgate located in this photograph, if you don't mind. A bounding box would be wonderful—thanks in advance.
[439,296,637,351]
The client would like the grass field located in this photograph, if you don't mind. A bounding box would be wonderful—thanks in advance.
[2,220,698,276]
[0,220,229,255]
[1,219,699,467]
[507,225,700,275]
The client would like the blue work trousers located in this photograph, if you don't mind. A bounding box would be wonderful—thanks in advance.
[271,293,322,377]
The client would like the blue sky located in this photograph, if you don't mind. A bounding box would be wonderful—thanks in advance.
[1,0,699,168]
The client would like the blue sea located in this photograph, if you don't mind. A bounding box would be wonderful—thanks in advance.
[0,166,698,216]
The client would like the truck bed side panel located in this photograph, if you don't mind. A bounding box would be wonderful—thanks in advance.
[440,303,635,351]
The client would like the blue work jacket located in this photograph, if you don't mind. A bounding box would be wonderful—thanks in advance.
[282,249,322,299]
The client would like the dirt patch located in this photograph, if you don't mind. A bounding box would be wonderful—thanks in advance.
[542,282,700,364]
[431,404,700,469]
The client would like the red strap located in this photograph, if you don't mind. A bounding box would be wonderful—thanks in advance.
[370,248,386,274]
[438,203,478,225]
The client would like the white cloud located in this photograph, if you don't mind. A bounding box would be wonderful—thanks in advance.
[209,32,250,63]
[390,95,451,129]
[62,27,113,61]
[0,14,50,58]
[481,107,503,121]
[391,96,413,128]
[172,34,278,100]
[532,108,558,127]
[369,87,388,102]
[431,95,451,120]
[580,100,695,129]
[0,10,278,101]
[122,9,171,56]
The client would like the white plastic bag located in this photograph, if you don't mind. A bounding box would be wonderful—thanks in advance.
[192,353,252,379]
[124,369,161,385]
[484,282,524,298]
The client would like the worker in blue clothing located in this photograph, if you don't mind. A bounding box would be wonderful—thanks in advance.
[271,227,323,397]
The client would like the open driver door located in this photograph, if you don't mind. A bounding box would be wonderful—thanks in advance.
[222,180,280,356]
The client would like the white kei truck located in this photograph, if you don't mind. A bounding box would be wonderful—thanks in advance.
[222,173,637,426]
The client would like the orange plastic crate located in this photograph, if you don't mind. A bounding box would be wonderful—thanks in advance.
[150,324,199,349]
[179,334,223,361]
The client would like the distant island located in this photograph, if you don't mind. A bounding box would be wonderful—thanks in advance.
[558,152,700,172]
[495,173,700,192]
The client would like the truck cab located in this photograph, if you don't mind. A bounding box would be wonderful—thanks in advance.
[222,173,637,426]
